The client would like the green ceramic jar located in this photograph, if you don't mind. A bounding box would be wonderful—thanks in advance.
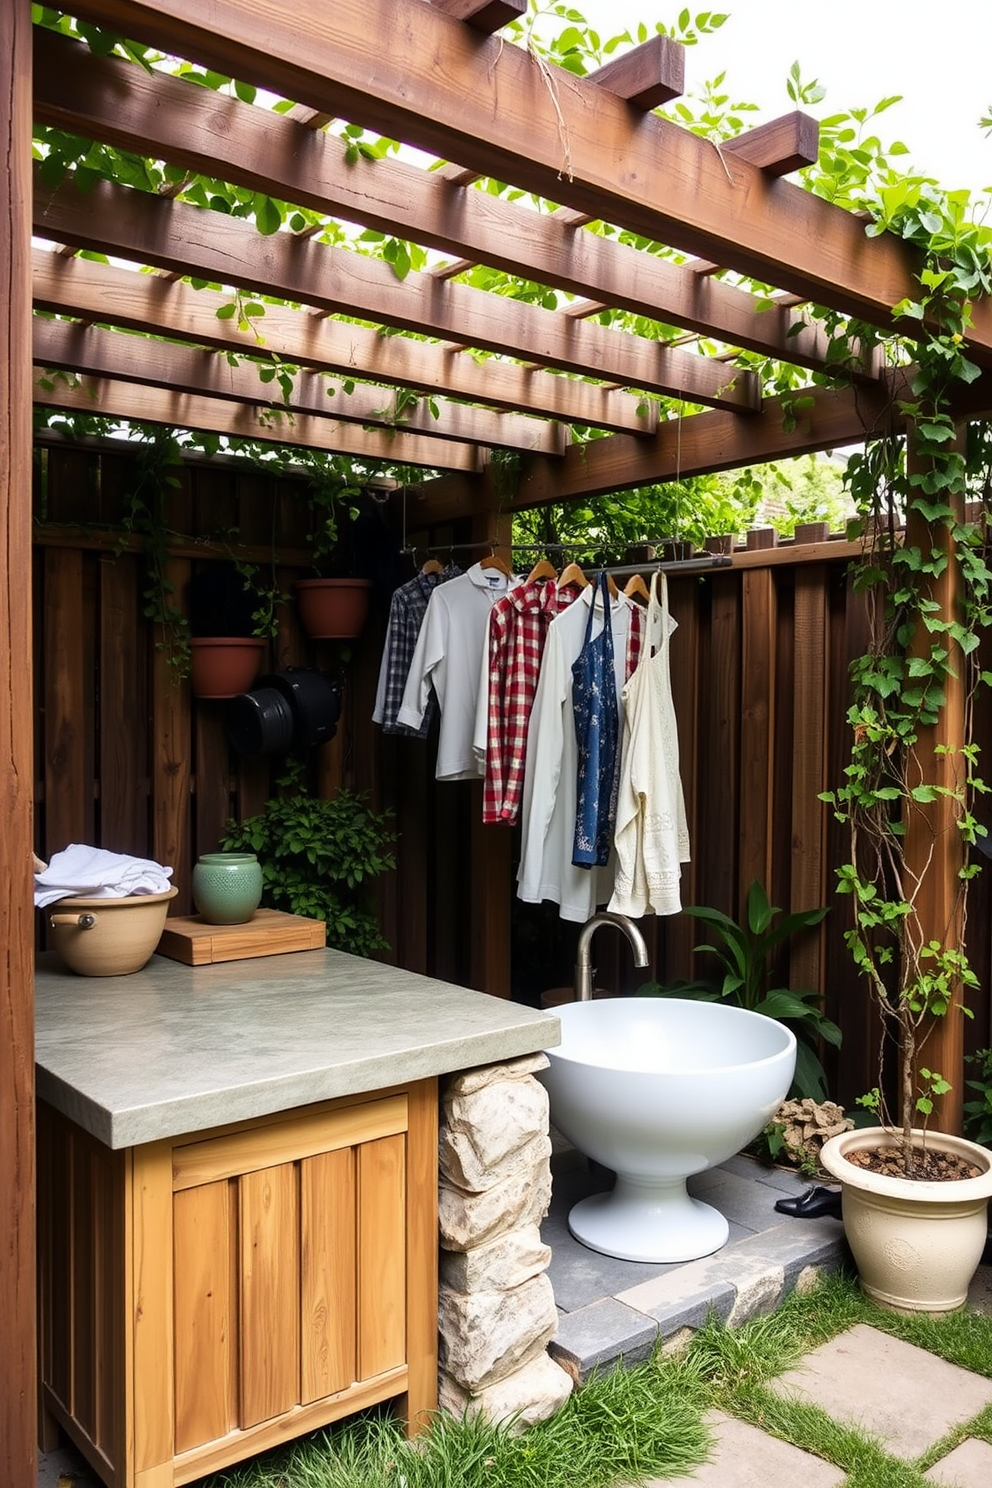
[192,852,263,925]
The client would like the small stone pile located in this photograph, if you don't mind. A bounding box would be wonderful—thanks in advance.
[437,1052,573,1430]
[771,1098,853,1169]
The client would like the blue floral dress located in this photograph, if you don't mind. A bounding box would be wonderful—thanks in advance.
[571,572,621,868]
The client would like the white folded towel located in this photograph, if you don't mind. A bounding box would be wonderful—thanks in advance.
[34,844,174,909]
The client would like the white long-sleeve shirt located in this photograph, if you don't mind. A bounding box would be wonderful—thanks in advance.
[397,563,517,780]
[516,586,638,922]
[609,573,690,916]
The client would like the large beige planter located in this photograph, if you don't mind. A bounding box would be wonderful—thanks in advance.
[820,1125,992,1314]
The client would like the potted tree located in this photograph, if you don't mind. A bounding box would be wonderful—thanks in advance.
[817,188,992,1313]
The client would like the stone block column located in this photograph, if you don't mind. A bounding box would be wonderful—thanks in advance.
[437,1053,573,1429]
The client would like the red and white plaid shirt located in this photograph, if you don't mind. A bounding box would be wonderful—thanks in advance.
[482,580,643,824]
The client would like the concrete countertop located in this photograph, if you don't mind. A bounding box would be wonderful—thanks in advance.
[34,949,560,1149]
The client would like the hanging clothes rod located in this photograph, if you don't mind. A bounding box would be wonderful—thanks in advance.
[398,539,734,576]
[600,555,734,578]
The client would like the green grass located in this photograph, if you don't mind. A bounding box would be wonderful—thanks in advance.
[202,1271,992,1488]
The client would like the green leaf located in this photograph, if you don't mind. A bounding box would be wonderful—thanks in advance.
[254,194,283,235]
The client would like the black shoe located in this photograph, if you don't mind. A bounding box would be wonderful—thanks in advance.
[774,1185,843,1220]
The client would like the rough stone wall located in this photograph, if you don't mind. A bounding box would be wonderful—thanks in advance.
[437,1053,573,1430]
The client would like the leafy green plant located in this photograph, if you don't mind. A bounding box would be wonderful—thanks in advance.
[221,790,397,958]
[820,187,992,1172]
[639,880,838,1101]
[964,1049,992,1148]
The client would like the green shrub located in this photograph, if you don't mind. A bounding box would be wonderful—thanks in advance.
[222,790,396,958]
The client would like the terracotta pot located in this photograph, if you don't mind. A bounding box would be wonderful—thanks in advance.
[190,637,266,699]
[48,886,179,977]
[295,578,372,639]
[819,1125,992,1314]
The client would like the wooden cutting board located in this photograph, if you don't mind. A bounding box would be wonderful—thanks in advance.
[156,907,326,965]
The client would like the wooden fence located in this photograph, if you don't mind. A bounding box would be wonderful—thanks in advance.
[32,442,992,1109]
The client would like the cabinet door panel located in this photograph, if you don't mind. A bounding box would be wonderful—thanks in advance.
[239,1164,300,1427]
[173,1180,237,1453]
[301,1148,357,1402]
[358,1135,407,1381]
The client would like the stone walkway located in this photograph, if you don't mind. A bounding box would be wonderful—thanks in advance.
[636,1306,992,1488]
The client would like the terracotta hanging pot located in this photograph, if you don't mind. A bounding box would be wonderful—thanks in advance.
[190,637,266,699]
[295,578,372,639]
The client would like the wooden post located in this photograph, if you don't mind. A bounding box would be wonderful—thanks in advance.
[468,485,512,996]
[904,427,968,1134]
[0,2,38,1483]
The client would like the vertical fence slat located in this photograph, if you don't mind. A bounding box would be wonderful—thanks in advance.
[698,573,740,916]
[43,548,89,856]
[665,576,701,982]
[99,553,147,854]
[152,557,193,910]
[789,565,830,993]
[739,568,777,902]
[194,707,234,859]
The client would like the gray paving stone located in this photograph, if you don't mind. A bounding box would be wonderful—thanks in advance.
[718,1153,814,1195]
[687,1166,802,1234]
[615,1220,844,1323]
[549,1297,659,1379]
[771,1324,992,1461]
[629,1409,845,1488]
[925,1438,992,1486]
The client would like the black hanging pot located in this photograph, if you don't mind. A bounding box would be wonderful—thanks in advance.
[225,669,341,756]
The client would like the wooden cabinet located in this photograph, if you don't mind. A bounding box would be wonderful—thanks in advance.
[37,1081,438,1488]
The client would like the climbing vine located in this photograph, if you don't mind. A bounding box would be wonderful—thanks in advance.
[822,187,992,1166]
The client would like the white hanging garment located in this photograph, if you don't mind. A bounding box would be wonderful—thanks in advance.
[608,571,690,917]
[396,562,517,780]
[516,585,638,923]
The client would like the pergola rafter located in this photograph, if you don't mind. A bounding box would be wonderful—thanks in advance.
[33,28,849,379]
[61,0,992,356]
[33,316,568,456]
[32,250,655,436]
[33,366,484,468]
[34,172,757,413]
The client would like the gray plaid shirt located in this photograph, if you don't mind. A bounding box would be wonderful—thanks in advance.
[373,566,462,736]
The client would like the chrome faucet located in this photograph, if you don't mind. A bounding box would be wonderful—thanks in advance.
[574,911,649,1001]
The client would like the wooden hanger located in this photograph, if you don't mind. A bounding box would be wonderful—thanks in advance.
[479,551,513,577]
[557,561,589,591]
[624,573,651,604]
[525,558,558,584]
[420,556,444,576]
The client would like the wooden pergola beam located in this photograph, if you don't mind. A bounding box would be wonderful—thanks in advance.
[34,171,757,413]
[413,377,906,521]
[429,0,525,32]
[33,316,566,457]
[35,370,482,469]
[32,249,654,435]
[62,0,992,356]
[586,34,685,110]
[33,29,845,378]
